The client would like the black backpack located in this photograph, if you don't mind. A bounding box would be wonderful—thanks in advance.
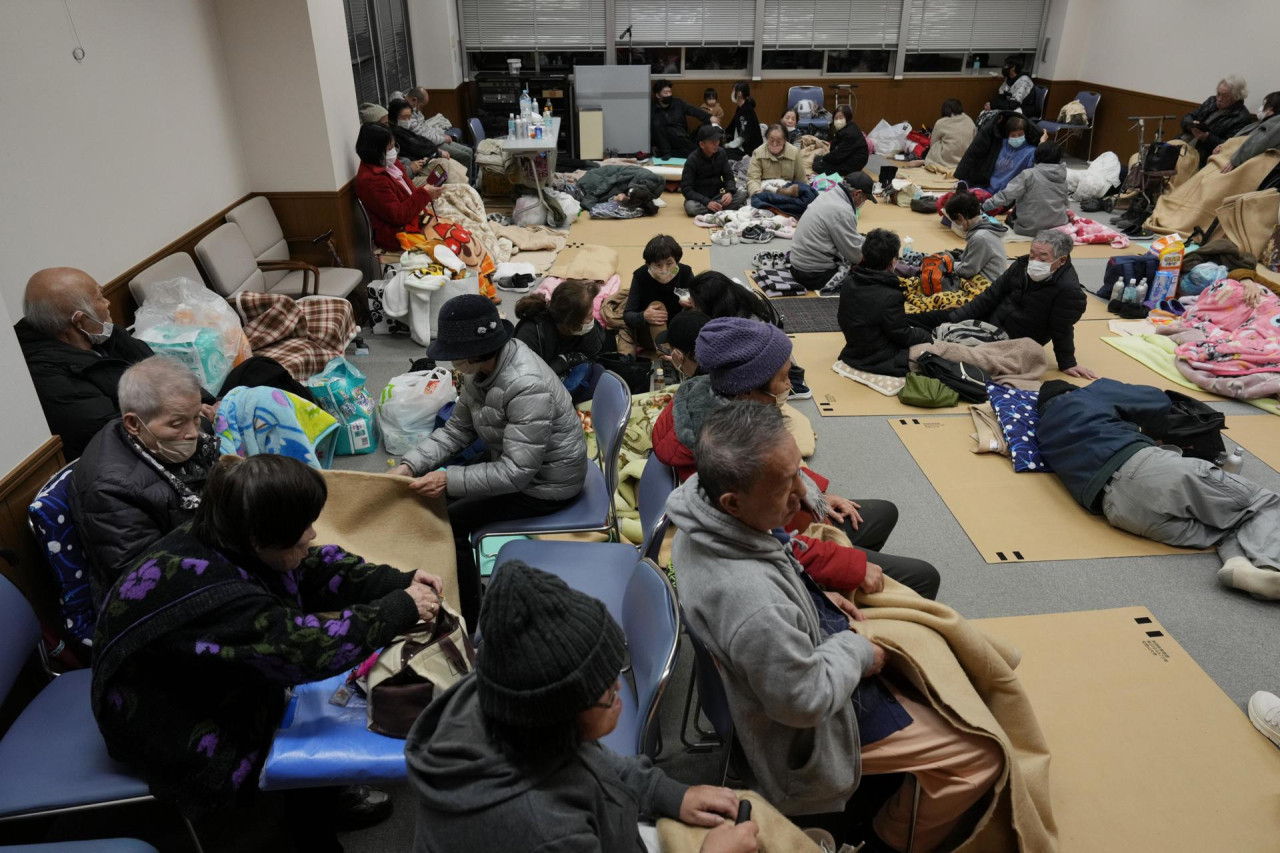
[1158,391,1226,461]
[916,352,992,403]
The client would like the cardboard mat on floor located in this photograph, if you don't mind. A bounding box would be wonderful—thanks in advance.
[890,416,1201,561]
[1047,321,1220,400]
[1225,414,1280,474]
[548,243,710,279]
[973,607,1280,851]
[568,194,710,246]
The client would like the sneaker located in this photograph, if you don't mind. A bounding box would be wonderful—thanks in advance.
[711,229,734,246]
[1249,691,1280,749]
[790,381,813,400]
[334,784,393,830]
[739,224,772,243]
[818,282,842,298]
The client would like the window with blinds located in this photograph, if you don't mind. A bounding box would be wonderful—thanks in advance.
[763,0,903,49]
[615,0,756,46]
[460,0,607,50]
[344,0,415,106]
[905,0,1046,54]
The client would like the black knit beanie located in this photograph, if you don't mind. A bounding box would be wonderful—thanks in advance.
[475,560,627,727]
[1037,379,1080,414]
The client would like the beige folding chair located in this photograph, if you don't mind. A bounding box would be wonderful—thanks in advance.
[224,197,363,298]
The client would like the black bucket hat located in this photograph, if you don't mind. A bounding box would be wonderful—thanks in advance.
[426,294,514,361]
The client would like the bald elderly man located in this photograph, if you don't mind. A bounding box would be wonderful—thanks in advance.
[15,267,309,459]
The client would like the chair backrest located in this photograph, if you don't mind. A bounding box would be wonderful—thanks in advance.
[468,118,486,147]
[353,198,384,282]
[1032,85,1049,119]
[129,252,205,307]
[27,462,96,648]
[195,222,266,297]
[591,370,632,493]
[226,197,290,288]
[681,612,734,743]
[0,570,41,704]
[636,454,677,558]
[787,85,824,112]
[1076,91,1102,122]
[621,558,679,756]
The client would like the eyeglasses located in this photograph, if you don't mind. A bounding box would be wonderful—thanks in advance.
[591,646,632,709]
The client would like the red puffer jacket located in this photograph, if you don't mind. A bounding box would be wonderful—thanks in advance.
[354,161,433,251]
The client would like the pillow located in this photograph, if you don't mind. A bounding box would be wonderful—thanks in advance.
[987,383,1052,473]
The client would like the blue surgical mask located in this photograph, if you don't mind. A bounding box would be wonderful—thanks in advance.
[1008,136,1026,148]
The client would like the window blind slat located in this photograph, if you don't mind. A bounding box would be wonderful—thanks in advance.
[618,0,755,46]
[766,0,902,50]
[464,0,606,49]
[907,0,1045,53]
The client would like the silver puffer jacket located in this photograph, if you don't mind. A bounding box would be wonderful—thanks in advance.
[402,338,588,500]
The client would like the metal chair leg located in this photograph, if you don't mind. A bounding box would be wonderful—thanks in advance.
[182,814,206,853]
[904,772,921,853]
[679,673,721,752]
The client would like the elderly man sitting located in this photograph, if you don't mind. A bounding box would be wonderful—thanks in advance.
[1181,75,1255,165]
[669,402,1003,853]
[909,229,1097,379]
[16,267,309,459]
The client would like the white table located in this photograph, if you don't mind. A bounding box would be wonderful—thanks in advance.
[501,117,561,214]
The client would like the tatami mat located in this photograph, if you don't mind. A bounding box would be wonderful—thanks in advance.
[1060,321,1219,401]
[974,607,1280,851]
[547,242,711,280]
[890,417,1201,562]
[568,192,711,246]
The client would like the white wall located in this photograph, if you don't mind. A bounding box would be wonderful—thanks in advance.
[0,301,51,473]
[1044,0,1276,109]
[308,0,362,188]
[408,0,463,89]
[0,0,250,319]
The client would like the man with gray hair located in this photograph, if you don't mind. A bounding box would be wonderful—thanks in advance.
[405,87,473,168]
[910,229,1097,378]
[1181,74,1254,164]
[667,401,1003,852]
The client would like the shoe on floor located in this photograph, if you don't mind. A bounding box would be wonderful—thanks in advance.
[790,381,813,400]
[817,283,842,298]
[1249,691,1280,749]
[802,828,837,852]
[334,784,393,830]
[1217,556,1280,600]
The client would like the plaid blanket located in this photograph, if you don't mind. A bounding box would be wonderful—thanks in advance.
[233,292,357,381]
[755,268,807,297]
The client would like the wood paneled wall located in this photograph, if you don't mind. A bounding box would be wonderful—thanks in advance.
[0,436,65,624]
[1041,80,1197,162]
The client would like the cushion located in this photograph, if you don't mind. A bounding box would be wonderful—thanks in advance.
[987,383,1052,473]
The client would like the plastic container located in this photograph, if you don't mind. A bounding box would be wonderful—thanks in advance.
[518,87,533,118]
[508,113,516,138]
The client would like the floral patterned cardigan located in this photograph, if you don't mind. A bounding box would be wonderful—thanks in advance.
[91,524,418,815]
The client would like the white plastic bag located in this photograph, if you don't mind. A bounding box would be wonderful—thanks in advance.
[513,195,546,226]
[866,120,913,157]
[378,368,458,455]
[547,190,581,228]
[133,277,252,387]
[1066,151,1122,200]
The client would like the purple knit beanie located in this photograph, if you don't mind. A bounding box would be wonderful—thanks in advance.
[696,317,793,395]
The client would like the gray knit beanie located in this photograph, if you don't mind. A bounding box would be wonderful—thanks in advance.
[476,560,627,727]
[696,316,793,395]
[359,102,388,124]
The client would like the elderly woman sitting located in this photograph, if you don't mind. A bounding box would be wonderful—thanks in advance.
[92,454,443,850]
[1182,75,1255,165]
[69,356,219,606]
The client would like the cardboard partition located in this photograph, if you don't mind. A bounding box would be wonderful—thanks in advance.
[548,243,710,280]
[889,416,1200,562]
[973,607,1280,851]
[1225,414,1280,474]
[1044,321,1219,400]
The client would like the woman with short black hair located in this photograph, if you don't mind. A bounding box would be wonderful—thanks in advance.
[724,81,763,161]
[813,104,868,176]
[353,121,442,251]
[515,280,606,402]
[620,235,696,356]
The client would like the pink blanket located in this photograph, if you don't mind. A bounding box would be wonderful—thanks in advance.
[535,274,622,327]
[1172,279,1280,376]
[1052,210,1130,248]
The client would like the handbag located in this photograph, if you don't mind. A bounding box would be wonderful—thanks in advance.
[363,601,475,738]
[899,373,959,408]
[916,352,991,403]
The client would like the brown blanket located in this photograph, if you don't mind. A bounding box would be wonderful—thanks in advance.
[797,135,831,176]
[910,338,1048,389]
[1146,137,1280,236]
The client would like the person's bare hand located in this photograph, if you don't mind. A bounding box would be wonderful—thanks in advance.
[643,305,669,325]
[390,463,415,478]
[411,158,428,174]
[825,495,862,528]
[411,570,444,595]
[423,185,443,200]
[866,642,888,676]
[699,821,758,853]
[1213,144,1224,155]
[679,786,739,827]
[1220,162,1237,174]
[719,193,733,207]
[707,201,723,212]
[408,470,448,498]
[405,583,441,622]
[1242,280,1267,308]
[860,561,884,595]
[1063,365,1099,380]
[824,590,865,626]
[439,149,451,160]
[200,402,218,423]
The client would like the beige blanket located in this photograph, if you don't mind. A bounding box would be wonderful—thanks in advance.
[493,223,568,254]
[1146,136,1280,236]
[910,338,1048,389]
[548,244,619,281]
[657,790,821,852]
[313,470,460,609]
[432,184,514,266]
[894,164,958,191]
[797,135,831,176]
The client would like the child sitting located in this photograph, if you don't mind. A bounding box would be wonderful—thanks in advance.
[702,87,724,123]
[837,228,931,377]
[983,142,1069,237]
[945,191,1010,282]
[620,235,695,356]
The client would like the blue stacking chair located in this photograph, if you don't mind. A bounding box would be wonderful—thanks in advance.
[1037,90,1101,160]
[471,371,631,567]
[466,118,486,188]
[493,540,679,758]
[0,575,203,852]
[788,85,831,133]
[1031,84,1049,120]
[1,842,159,852]
[636,454,678,563]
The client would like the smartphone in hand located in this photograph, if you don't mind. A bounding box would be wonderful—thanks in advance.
[426,163,448,187]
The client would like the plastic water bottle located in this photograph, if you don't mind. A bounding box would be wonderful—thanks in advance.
[543,99,553,119]
[972,58,980,75]
[508,113,516,138]
[1123,277,1138,304]
[650,362,666,394]
[518,87,533,118]
[1136,278,1149,305]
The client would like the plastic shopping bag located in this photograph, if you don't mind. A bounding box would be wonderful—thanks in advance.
[378,368,457,455]
[133,276,252,387]
[866,120,913,157]
[306,357,377,455]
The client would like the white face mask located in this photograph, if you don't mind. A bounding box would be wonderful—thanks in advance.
[833,118,847,131]
[384,147,398,166]
[1027,259,1055,281]
[397,118,412,129]
[74,311,113,345]
[951,221,968,239]
[577,320,595,336]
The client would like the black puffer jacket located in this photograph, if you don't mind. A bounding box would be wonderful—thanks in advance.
[651,97,712,158]
[680,147,737,205]
[15,319,155,460]
[1181,96,1254,164]
[814,121,869,176]
[954,111,1042,190]
[948,255,1087,370]
[68,420,219,607]
[514,313,605,375]
[837,266,931,376]
[391,123,440,162]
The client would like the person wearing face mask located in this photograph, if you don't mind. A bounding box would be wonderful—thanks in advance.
[953,112,1041,193]
[723,81,763,162]
[1217,91,1280,174]
[514,279,606,402]
[389,295,588,627]
[68,357,220,607]
[943,191,1010,283]
[984,58,1037,117]
[387,97,442,163]
[789,172,876,293]
[655,310,710,380]
[92,453,443,852]
[982,141,1068,237]
[650,79,714,159]
[837,229,932,378]
[620,235,695,356]
[1180,75,1255,165]
[746,124,812,214]
[651,317,941,600]
[812,104,868,177]
[354,121,443,252]
[404,87,474,169]
[909,229,1097,379]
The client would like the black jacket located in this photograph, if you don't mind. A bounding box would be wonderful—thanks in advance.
[837,267,931,376]
[391,123,440,162]
[990,74,1039,116]
[1181,96,1254,164]
[651,97,711,158]
[15,318,155,460]
[513,313,605,375]
[815,121,869,176]
[954,111,1042,189]
[623,263,694,329]
[68,420,219,607]
[948,255,1087,370]
[680,147,737,205]
[728,98,763,155]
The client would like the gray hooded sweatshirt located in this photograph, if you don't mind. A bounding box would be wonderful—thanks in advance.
[406,677,688,852]
[789,186,865,274]
[984,162,1069,237]
[954,218,1011,282]
[666,475,875,815]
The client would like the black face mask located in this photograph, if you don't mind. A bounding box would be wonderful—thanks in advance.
[658,97,671,107]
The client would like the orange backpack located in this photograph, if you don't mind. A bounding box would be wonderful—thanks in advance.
[919,253,955,296]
